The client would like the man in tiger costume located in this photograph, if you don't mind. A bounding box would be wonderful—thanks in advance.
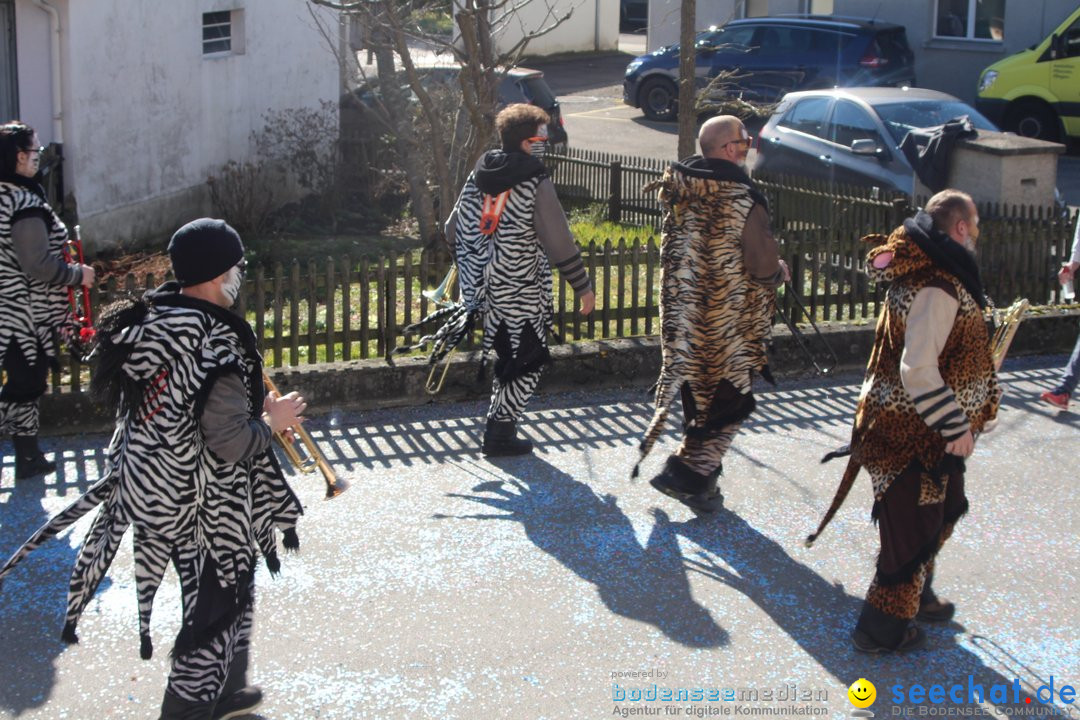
[0,219,307,719]
[445,103,595,457]
[635,115,788,513]
[808,189,1000,653]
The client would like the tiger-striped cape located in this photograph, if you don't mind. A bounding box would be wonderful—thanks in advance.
[634,157,776,476]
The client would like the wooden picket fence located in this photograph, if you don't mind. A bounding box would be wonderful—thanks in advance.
[50,149,1078,393]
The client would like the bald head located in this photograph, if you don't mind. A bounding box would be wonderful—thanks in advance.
[699,115,746,157]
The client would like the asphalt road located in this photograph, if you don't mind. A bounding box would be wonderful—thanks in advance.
[1,354,1077,719]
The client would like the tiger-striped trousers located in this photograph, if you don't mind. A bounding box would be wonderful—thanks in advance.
[673,421,742,478]
[167,546,254,704]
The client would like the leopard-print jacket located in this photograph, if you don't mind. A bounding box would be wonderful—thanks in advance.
[852,226,1001,500]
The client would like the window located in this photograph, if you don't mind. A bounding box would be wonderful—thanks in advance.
[804,0,834,13]
[698,25,756,52]
[1061,15,1080,59]
[825,100,881,148]
[0,0,17,121]
[203,9,245,56]
[934,0,1005,41]
[778,97,831,139]
[745,0,768,18]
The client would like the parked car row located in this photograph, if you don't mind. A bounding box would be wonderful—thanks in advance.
[617,10,1077,197]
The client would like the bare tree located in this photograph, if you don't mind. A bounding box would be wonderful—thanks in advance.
[676,0,696,159]
[308,0,573,248]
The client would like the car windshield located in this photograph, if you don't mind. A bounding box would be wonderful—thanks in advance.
[875,101,999,144]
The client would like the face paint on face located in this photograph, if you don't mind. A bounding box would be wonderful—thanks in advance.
[527,125,549,157]
[221,262,245,305]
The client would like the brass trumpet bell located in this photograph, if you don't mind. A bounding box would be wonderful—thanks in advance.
[423,266,458,307]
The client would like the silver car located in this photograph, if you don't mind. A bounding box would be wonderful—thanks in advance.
[753,87,999,195]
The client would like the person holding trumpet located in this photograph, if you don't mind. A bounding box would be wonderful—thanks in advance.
[0,218,306,719]
[0,121,95,479]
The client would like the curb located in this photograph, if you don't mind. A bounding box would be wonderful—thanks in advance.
[38,309,1080,435]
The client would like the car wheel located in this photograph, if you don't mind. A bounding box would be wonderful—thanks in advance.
[639,77,677,122]
[1006,101,1062,143]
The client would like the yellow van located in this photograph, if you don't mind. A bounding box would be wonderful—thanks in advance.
[976,6,1080,144]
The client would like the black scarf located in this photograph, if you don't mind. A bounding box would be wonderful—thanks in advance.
[0,171,47,201]
[674,155,770,213]
[473,150,546,195]
[903,211,987,309]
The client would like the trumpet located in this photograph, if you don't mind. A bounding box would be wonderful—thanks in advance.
[263,372,344,498]
[990,297,1029,371]
[62,225,96,354]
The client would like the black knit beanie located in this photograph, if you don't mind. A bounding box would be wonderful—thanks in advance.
[167,218,244,287]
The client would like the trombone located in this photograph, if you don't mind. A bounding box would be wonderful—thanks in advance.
[263,373,344,498]
[989,297,1029,371]
[420,266,459,394]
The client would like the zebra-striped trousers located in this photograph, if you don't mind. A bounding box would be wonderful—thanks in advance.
[487,369,543,422]
[167,546,254,704]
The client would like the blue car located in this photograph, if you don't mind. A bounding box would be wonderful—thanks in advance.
[623,15,916,121]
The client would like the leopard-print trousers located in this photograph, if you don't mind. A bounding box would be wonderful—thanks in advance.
[860,463,966,638]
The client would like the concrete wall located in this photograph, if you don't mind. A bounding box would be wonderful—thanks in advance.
[14,0,339,250]
[490,0,620,56]
[644,0,1076,105]
[39,310,1080,434]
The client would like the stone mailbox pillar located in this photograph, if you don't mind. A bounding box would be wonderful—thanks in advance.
[914,130,1066,208]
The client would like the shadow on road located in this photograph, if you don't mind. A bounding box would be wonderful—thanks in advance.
[436,456,729,648]
[0,459,103,717]
[671,508,1052,711]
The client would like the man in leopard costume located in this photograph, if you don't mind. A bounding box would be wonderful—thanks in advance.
[635,116,788,513]
[808,189,1000,653]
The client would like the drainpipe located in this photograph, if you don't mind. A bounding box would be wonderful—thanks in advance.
[594,0,600,50]
[31,0,63,209]
[31,0,63,144]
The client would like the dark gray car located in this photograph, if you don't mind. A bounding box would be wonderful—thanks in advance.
[752,87,999,195]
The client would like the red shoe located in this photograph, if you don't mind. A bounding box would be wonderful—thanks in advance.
[1040,391,1070,410]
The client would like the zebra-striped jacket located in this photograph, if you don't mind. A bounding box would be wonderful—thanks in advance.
[0,176,71,365]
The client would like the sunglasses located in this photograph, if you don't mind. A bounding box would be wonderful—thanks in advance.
[21,146,45,155]
[724,136,752,149]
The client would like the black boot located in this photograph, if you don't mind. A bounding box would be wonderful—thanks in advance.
[159,690,215,720]
[13,435,56,479]
[481,419,534,457]
[211,649,263,720]
[649,456,724,513]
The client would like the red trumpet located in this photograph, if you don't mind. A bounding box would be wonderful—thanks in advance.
[62,224,95,346]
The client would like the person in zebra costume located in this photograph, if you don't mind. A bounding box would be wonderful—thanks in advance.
[634,116,789,513]
[0,122,95,479]
[0,219,306,720]
[445,103,595,456]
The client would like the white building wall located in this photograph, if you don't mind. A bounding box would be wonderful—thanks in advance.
[48,0,337,248]
[491,0,619,56]
[12,0,54,140]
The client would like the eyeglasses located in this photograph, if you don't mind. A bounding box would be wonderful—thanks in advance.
[724,137,752,149]
[21,146,45,155]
